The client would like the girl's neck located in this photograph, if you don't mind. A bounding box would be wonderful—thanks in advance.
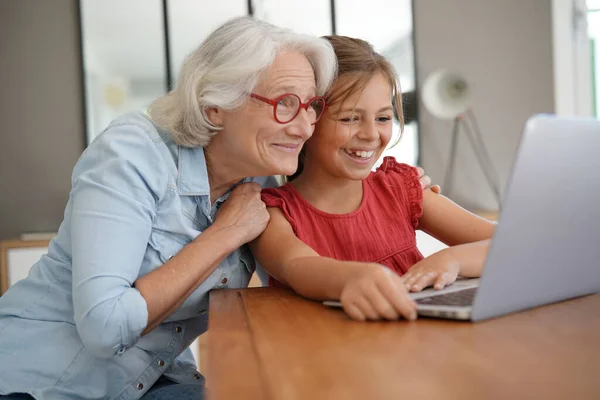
[291,165,365,215]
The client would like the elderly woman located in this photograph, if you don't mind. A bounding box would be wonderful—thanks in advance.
[0,17,433,400]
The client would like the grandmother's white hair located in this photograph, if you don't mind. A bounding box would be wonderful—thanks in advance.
[149,16,337,147]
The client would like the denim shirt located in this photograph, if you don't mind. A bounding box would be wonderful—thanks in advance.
[0,111,278,399]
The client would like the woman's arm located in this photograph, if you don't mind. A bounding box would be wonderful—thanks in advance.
[71,124,266,358]
[250,207,416,321]
[134,224,243,335]
[136,183,267,335]
[401,190,496,291]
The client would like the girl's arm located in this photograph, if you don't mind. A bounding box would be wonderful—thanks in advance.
[250,207,417,321]
[419,190,496,246]
[402,190,496,291]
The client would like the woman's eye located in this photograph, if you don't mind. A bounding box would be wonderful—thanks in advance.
[377,116,392,123]
[340,116,358,123]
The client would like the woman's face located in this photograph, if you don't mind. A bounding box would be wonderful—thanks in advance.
[215,50,317,177]
[304,72,394,181]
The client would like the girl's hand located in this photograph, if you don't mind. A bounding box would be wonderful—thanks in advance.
[340,264,417,321]
[403,250,460,292]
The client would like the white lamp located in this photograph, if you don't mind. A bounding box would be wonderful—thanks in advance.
[421,69,501,205]
[421,69,470,120]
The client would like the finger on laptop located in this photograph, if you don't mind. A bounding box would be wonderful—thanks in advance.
[433,272,455,290]
[403,271,431,291]
[377,275,417,320]
[341,264,417,321]
[402,272,418,289]
[409,272,437,292]
[343,303,367,321]
[364,284,400,320]
[352,296,380,321]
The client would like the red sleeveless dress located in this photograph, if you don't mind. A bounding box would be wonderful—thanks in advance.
[261,157,424,283]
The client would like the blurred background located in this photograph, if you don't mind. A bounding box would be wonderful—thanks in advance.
[0,0,597,241]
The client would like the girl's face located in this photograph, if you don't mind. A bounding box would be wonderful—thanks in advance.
[304,72,394,181]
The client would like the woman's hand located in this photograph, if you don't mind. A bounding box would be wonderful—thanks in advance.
[403,250,460,292]
[340,264,417,321]
[212,183,270,245]
[137,182,269,335]
[416,167,441,194]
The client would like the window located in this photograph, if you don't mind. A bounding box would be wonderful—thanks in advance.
[167,0,247,86]
[79,0,418,168]
[79,0,167,143]
[251,0,332,37]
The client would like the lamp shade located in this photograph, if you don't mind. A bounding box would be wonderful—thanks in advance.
[421,69,470,120]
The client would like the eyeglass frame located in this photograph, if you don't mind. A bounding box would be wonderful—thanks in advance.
[249,93,328,125]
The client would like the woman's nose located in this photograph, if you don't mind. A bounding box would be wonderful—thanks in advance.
[287,108,314,139]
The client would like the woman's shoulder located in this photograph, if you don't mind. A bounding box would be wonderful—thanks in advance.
[73,112,174,198]
[94,111,171,145]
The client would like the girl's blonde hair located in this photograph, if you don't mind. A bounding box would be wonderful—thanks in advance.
[322,35,404,132]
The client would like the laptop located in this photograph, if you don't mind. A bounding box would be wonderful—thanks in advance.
[324,114,600,321]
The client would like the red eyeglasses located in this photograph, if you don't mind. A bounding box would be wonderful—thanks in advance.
[250,93,327,125]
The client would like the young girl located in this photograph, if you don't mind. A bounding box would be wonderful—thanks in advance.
[250,36,495,322]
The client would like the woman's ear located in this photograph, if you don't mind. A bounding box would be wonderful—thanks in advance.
[205,107,224,127]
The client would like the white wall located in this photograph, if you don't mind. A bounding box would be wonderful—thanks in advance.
[414,0,555,211]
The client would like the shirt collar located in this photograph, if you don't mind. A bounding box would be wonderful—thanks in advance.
[177,146,211,196]
[176,146,254,197]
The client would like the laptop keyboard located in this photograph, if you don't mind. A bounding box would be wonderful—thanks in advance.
[415,287,478,307]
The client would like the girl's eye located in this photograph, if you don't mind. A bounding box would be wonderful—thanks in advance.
[340,116,359,123]
[377,116,392,123]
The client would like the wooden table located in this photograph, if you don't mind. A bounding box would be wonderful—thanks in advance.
[208,287,600,400]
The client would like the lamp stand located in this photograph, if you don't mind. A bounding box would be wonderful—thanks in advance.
[442,111,502,207]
